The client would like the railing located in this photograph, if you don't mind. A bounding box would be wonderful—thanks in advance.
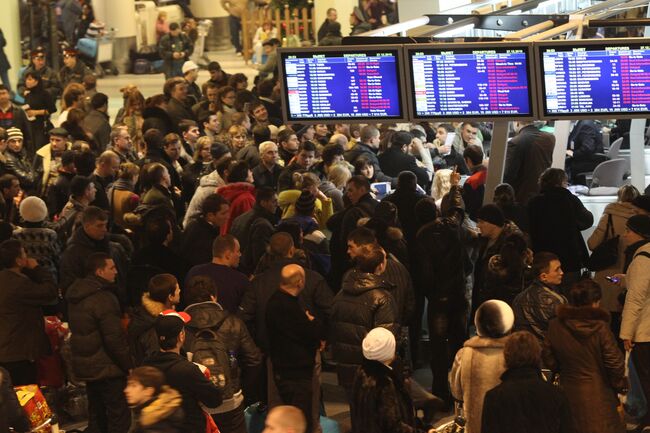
[241,5,315,63]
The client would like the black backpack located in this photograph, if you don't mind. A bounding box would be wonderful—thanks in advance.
[187,318,238,401]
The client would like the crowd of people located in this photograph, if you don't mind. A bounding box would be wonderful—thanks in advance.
[0,6,649,433]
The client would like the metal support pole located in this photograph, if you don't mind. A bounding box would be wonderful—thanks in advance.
[484,121,510,204]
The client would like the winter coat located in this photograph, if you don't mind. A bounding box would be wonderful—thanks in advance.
[132,386,184,433]
[449,335,508,433]
[0,367,30,433]
[588,201,646,312]
[66,276,133,381]
[378,146,429,189]
[12,225,61,281]
[462,166,488,221]
[481,366,574,433]
[278,188,333,228]
[344,142,395,185]
[83,109,111,151]
[216,182,256,234]
[330,271,398,387]
[528,186,593,272]
[142,106,174,136]
[0,107,33,157]
[252,162,282,191]
[5,149,35,192]
[350,359,420,433]
[0,266,57,363]
[230,204,278,275]
[240,257,333,351]
[46,170,75,218]
[543,305,626,433]
[18,65,61,100]
[483,249,533,306]
[620,242,650,343]
[143,351,223,433]
[319,180,345,213]
[383,187,428,256]
[183,170,226,227]
[33,142,72,196]
[54,196,86,241]
[165,96,196,131]
[513,280,567,343]
[127,293,165,366]
[183,301,262,413]
[503,125,555,205]
[58,60,93,90]
[181,217,221,267]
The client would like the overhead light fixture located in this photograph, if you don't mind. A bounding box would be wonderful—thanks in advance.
[436,23,475,37]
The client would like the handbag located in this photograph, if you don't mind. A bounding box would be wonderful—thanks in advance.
[435,400,466,433]
[587,214,619,271]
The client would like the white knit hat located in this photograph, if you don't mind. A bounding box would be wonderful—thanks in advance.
[362,327,396,363]
[19,196,48,223]
[182,60,199,75]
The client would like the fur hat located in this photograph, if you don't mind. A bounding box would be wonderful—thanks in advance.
[19,196,48,223]
[362,327,395,363]
[476,204,505,227]
[474,300,514,338]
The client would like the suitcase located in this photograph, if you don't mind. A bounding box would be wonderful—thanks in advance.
[133,59,152,74]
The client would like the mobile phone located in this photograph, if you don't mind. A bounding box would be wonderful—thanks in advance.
[606,276,620,283]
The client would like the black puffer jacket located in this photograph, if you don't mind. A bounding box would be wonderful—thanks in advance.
[512,279,567,342]
[66,276,133,382]
[330,271,398,368]
[127,293,166,366]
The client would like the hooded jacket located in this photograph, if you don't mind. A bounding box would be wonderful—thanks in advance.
[127,293,166,365]
[183,301,262,413]
[183,170,226,227]
[330,271,398,370]
[449,335,508,433]
[66,276,133,381]
[143,351,223,433]
[620,241,650,343]
[132,386,184,433]
[230,203,278,275]
[216,182,256,234]
[543,305,626,433]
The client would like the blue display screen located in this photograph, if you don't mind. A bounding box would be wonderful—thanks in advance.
[409,47,533,118]
[540,43,650,116]
[281,49,404,121]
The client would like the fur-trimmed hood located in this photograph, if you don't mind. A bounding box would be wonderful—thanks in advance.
[138,386,183,427]
[557,305,610,337]
[141,293,166,317]
[463,334,509,350]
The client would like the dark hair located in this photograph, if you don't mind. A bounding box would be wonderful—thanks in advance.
[81,206,108,224]
[61,150,76,167]
[148,274,178,303]
[90,92,109,110]
[277,128,296,145]
[227,160,249,183]
[568,279,602,306]
[163,133,181,148]
[463,121,480,129]
[63,87,84,108]
[169,22,180,30]
[184,275,217,305]
[73,150,96,176]
[0,174,18,191]
[410,128,426,141]
[494,183,516,207]
[539,168,568,191]
[322,143,344,166]
[504,331,541,369]
[144,217,172,246]
[179,120,198,135]
[144,129,164,152]
[298,140,317,154]
[85,252,111,276]
[353,156,373,175]
[463,144,484,166]
[216,156,233,178]
[496,233,529,282]
[532,251,560,278]
[275,220,302,247]
[70,175,92,197]
[234,90,256,111]
[355,243,385,273]
[252,125,271,145]
[0,239,23,269]
[216,86,236,112]
[0,84,8,93]
[202,193,229,216]
[228,73,248,89]
[256,186,276,203]
[437,123,455,133]
[24,71,43,90]
[397,171,417,191]
[212,234,237,258]
[268,232,294,257]
[128,366,165,395]
[147,163,168,186]
[249,101,265,114]
[163,77,185,98]
[347,175,371,191]
[257,79,275,97]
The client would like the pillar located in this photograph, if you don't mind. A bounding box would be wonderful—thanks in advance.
[0,0,22,91]
[93,0,137,73]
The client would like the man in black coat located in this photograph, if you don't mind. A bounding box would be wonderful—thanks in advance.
[0,239,58,385]
[327,176,378,291]
[181,193,229,267]
[566,119,605,184]
[378,131,429,189]
[344,125,395,186]
[266,264,324,433]
[504,121,555,205]
[144,311,223,433]
[481,331,574,433]
[66,252,133,433]
[164,78,196,131]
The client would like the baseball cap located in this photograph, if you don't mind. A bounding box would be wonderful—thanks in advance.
[154,310,191,345]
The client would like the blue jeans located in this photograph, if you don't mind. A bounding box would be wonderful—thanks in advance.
[229,15,242,53]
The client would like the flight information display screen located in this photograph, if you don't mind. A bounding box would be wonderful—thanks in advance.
[407,44,535,119]
[539,41,650,118]
[279,47,405,122]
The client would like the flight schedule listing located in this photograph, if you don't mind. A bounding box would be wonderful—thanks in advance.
[283,52,402,120]
[411,49,532,117]
[542,45,650,115]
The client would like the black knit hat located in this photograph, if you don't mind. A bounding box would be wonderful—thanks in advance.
[627,214,650,239]
[476,204,505,227]
[295,190,316,216]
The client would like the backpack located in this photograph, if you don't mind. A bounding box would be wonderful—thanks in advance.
[187,318,238,402]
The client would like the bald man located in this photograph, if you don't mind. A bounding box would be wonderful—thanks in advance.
[266,265,324,433]
[263,405,307,433]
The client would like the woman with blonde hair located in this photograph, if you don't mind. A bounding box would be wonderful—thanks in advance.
[431,168,453,208]
[181,136,213,203]
[278,171,333,228]
[319,163,351,212]
[122,90,146,153]
[227,124,248,154]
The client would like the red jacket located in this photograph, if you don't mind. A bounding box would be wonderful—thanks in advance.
[217,182,256,234]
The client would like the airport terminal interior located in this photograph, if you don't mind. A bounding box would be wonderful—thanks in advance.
[4,0,650,432]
